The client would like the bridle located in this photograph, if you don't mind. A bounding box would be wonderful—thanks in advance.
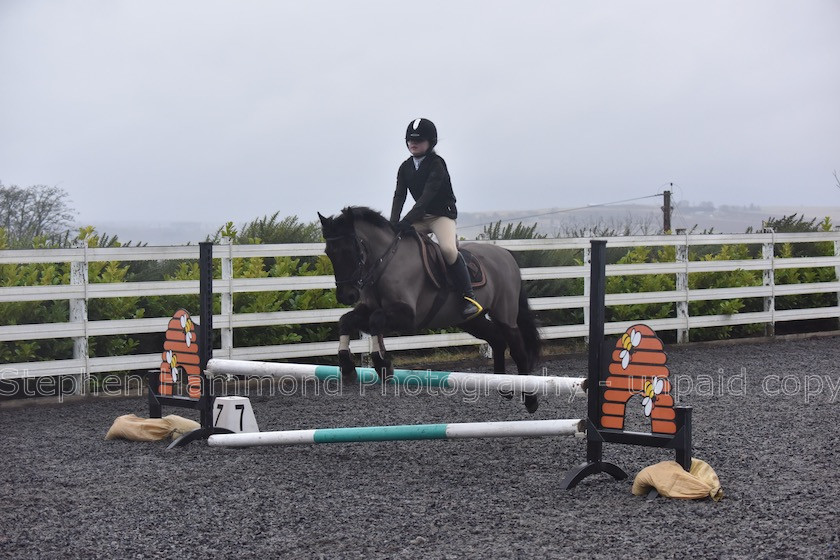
[325,230,404,290]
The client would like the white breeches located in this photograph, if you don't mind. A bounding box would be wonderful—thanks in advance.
[413,215,458,265]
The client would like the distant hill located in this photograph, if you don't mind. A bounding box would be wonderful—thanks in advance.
[79,220,220,246]
[457,203,840,239]
[81,204,840,246]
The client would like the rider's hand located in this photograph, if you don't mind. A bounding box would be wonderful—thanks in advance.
[396,220,414,234]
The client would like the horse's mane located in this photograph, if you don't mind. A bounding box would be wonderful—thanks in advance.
[339,206,396,232]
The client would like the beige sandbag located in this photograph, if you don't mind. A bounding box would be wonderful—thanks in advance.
[105,414,200,442]
[631,459,724,501]
[164,415,201,439]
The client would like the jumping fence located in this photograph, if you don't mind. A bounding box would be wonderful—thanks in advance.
[2,231,839,393]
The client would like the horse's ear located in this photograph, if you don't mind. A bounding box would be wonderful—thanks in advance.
[318,212,337,238]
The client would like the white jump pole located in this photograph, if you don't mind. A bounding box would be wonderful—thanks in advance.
[206,359,586,397]
[208,418,585,448]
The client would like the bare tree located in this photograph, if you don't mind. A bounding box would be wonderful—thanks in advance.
[0,182,76,246]
[834,170,839,190]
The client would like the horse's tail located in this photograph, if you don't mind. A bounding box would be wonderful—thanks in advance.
[516,283,542,371]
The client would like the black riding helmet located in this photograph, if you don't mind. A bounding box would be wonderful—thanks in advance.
[405,118,438,152]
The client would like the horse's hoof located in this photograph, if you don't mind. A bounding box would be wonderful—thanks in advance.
[498,389,514,401]
[523,393,539,414]
[338,350,357,382]
[378,365,394,384]
[371,358,393,384]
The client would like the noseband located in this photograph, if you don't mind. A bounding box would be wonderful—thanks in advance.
[326,231,403,290]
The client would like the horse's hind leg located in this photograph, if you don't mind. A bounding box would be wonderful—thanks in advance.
[463,316,524,404]
[498,323,539,413]
[461,316,508,373]
[497,324,530,373]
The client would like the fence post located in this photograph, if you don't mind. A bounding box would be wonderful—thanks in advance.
[835,227,840,330]
[675,230,689,343]
[761,228,775,337]
[582,245,591,343]
[69,240,89,395]
[220,238,233,359]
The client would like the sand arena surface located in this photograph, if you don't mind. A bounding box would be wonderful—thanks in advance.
[1,336,838,559]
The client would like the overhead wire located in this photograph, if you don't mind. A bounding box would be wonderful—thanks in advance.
[456,192,666,232]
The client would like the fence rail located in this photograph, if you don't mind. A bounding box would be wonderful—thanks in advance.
[2,232,839,388]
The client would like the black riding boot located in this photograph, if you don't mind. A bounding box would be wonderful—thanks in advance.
[447,253,484,320]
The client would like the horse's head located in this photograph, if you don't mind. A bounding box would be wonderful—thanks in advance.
[319,209,361,304]
[320,207,395,305]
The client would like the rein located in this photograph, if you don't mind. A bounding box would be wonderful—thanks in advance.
[327,231,403,290]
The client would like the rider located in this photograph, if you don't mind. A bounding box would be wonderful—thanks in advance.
[389,117,483,320]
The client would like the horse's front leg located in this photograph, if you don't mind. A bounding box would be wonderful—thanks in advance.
[337,305,372,381]
[367,302,415,383]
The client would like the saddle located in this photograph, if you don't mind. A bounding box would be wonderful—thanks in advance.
[411,231,487,290]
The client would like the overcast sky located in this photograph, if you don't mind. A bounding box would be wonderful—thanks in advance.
[1,1,838,230]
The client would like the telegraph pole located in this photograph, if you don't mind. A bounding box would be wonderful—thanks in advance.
[662,186,673,233]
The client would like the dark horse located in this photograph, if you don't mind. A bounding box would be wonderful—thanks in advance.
[319,206,543,412]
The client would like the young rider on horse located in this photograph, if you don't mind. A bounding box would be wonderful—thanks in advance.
[389,118,483,320]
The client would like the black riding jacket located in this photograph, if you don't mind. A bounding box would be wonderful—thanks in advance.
[389,152,458,224]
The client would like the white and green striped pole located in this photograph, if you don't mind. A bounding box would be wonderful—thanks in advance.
[207,418,584,448]
[206,359,585,397]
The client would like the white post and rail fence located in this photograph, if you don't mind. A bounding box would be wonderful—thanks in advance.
[2,232,839,394]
